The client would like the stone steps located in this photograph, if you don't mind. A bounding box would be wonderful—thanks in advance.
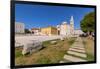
[59,37,87,63]
[69,48,86,53]
[63,54,87,62]
[67,50,87,58]
[70,46,85,50]
[59,59,71,63]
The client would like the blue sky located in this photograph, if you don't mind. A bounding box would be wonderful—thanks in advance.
[15,4,94,29]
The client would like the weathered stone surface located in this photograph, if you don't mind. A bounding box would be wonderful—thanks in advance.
[15,41,23,47]
[73,44,84,47]
[51,41,57,44]
[64,55,87,62]
[59,61,65,63]
[22,45,29,55]
[69,48,85,53]
[67,50,87,58]
[60,37,64,41]
[15,35,66,47]
[59,59,70,63]
[22,42,42,55]
[70,46,85,50]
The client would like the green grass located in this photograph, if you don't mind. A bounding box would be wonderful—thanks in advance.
[15,50,22,58]
[15,47,23,58]
[86,54,94,61]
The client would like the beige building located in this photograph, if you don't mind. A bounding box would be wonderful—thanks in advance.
[41,26,58,36]
[60,22,67,35]
[31,28,40,35]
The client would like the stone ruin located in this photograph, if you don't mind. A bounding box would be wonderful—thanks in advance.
[22,41,43,55]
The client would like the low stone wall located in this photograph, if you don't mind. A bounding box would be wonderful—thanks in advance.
[22,42,43,55]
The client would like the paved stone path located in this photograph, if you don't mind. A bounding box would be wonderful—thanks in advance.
[60,37,87,63]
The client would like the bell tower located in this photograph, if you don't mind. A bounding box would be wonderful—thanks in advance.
[70,16,74,35]
[70,16,74,29]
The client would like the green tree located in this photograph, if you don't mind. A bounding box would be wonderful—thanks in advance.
[25,29,31,33]
[80,12,95,35]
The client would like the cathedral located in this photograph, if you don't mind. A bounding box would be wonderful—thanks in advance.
[57,16,75,36]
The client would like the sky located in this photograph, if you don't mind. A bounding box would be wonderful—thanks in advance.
[15,4,94,29]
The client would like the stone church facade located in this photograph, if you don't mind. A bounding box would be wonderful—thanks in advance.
[57,16,74,36]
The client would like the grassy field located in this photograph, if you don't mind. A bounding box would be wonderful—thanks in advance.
[82,37,95,61]
[15,37,76,65]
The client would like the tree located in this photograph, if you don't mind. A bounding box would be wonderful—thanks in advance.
[80,12,95,35]
[25,29,31,33]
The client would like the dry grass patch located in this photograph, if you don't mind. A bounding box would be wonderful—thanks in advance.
[82,37,94,61]
[15,37,76,65]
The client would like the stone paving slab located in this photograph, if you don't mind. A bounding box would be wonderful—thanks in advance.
[69,48,85,53]
[73,42,83,44]
[72,44,84,47]
[70,46,85,50]
[67,50,87,58]
[64,55,87,62]
[59,61,65,63]
[59,59,71,63]
[71,46,84,49]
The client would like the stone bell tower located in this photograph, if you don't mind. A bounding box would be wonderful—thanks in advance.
[70,16,74,28]
[70,16,74,35]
